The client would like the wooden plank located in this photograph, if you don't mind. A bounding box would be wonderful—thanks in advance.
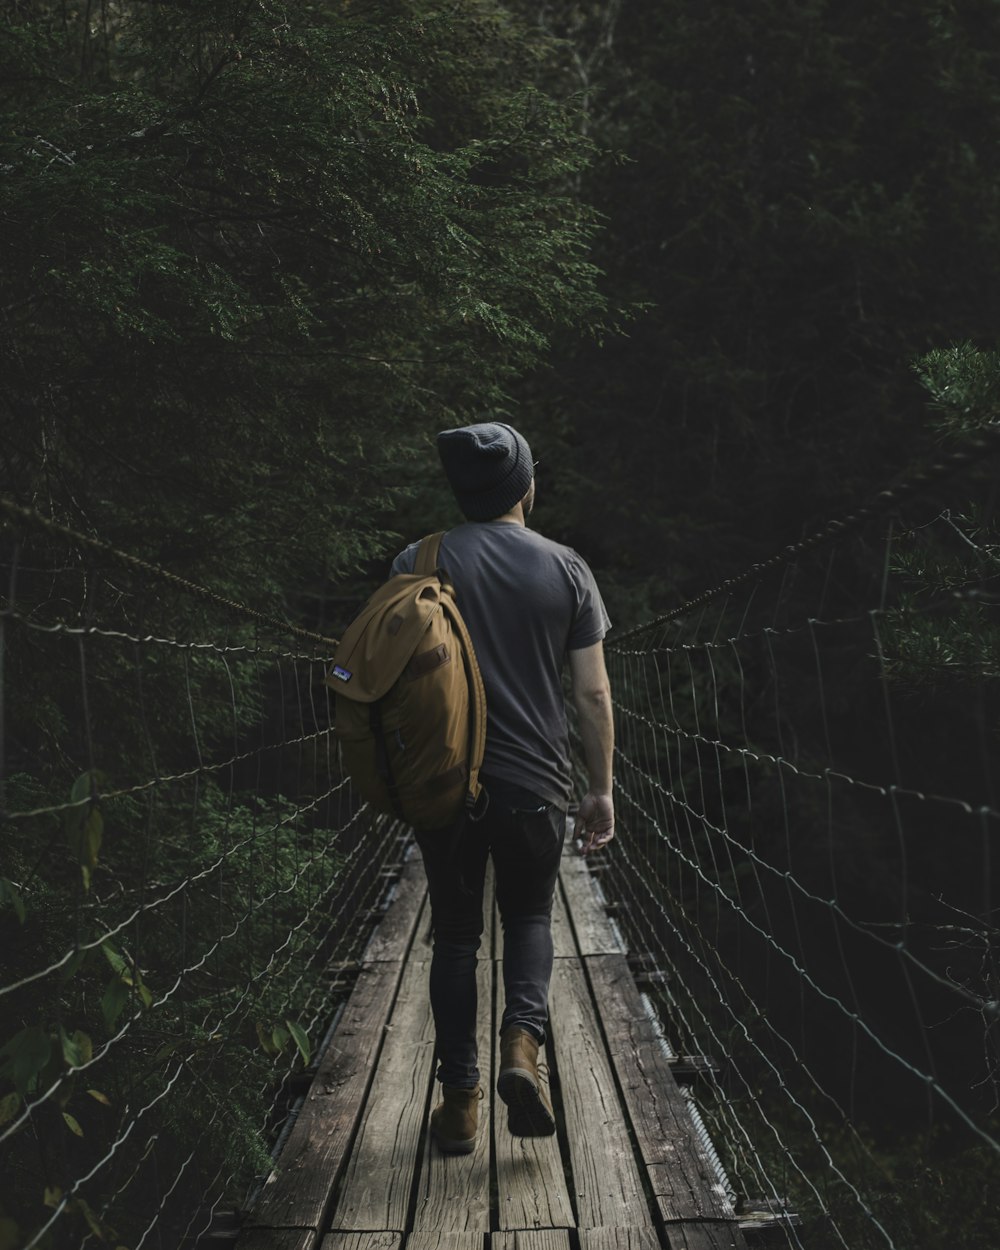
[407,1235,486,1250]
[483,860,496,961]
[331,958,436,1232]
[548,958,650,1231]
[494,973,575,1232]
[414,906,435,962]
[412,959,493,1234]
[249,961,404,1230]
[585,955,740,1234]
[558,851,625,957]
[363,850,427,964]
[237,1229,315,1250]
[491,1233,572,1250]
[321,1235,402,1250]
[550,883,575,959]
[662,1227,751,1250]
[579,1230,660,1250]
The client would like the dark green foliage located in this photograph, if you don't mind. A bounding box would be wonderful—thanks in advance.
[1,0,607,605]
[4,0,1000,1245]
[0,764,350,1247]
[878,347,1000,691]
[514,0,1000,606]
[0,3,609,1243]
[915,345,1000,438]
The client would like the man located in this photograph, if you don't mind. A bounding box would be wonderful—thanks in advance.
[390,421,615,1154]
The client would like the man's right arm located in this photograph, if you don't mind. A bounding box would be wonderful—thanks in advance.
[568,641,615,855]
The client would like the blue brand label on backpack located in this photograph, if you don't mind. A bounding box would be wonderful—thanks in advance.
[331,665,353,683]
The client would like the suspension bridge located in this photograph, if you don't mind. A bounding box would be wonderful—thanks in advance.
[1,433,998,1250]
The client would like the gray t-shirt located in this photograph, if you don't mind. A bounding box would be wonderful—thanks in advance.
[391,523,611,808]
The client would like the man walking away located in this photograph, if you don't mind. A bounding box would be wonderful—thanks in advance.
[390,421,615,1154]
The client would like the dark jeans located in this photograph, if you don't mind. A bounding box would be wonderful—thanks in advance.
[414,775,566,1090]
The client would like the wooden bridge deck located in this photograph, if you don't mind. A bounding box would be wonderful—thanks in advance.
[240,835,750,1250]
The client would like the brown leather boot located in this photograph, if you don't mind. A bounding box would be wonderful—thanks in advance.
[430,1084,481,1154]
[496,1026,556,1136]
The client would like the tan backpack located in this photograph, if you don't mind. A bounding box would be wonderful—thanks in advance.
[326,533,487,830]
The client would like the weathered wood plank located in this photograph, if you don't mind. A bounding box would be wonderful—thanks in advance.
[407,1234,486,1250]
[490,1233,572,1250]
[550,881,575,959]
[320,1235,402,1250]
[411,959,492,1234]
[585,955,741,1235]
[578,1230,660,1250]
[249,961,405,1230]
[648,1167,738,1228]
[363,849,427,964]
[483,859,496,961]
[548,959,649,1232]
[558,851,625,957]
[661,1226,752,1250]
[331,958,436,1232]
[494,972,575,1232]
[237,1229,315,1250]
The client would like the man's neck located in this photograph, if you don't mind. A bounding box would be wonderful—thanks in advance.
[490,502,526,526]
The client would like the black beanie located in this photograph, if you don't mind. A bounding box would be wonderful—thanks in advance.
[436,422,534,521]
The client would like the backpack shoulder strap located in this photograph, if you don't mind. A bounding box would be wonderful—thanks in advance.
[439,594,487,809]
[414,531,445,576]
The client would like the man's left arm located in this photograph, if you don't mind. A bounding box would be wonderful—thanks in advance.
[569,640,615,855]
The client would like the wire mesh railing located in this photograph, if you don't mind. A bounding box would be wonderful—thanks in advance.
[0,508,404,1250]
[599,449,1000,1248]
[4,429,999,1250]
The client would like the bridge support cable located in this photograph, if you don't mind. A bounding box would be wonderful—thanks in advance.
[0,511,401,1250]
[2,424,999,1250]
[601,447,1000,1248]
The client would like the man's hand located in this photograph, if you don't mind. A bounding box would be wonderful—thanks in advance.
[575,791,615,855]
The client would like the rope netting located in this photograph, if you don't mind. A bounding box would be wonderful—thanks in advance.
[599,452,1000,1247]
[0,511,405,1250]
[3,427,998,1250]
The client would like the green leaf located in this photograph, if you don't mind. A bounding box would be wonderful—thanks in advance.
[87,1089,111,1106]
[62,1111,84,1137]
[0,1093,20,1126]
[101,942,129,979]
[0,879,25,924]
[101,977,131,1033]
[255,1022,279,1057]
[285,1019,311,1065]
[60,948,88,984]
[43,1185,63,1209]
[66,774,108,881]
[60,1028,93,1069]
[83,809,103,868]
[70,773,92,805]
[271,1026,290,1053]
[151,1041,180,1066]
[74,1197,104,1239]
[0,1026,52,1097]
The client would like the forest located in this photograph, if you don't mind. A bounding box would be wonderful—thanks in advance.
[1,2,999,1248]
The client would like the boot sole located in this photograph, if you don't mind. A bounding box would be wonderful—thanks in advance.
[432,1130,476,1155]
[496,1067,556,1137]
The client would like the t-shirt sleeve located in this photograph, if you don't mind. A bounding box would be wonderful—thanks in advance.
[566,552,612,650]
[389,542,419,577]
